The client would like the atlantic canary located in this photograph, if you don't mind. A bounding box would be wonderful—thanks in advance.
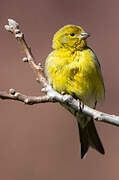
[45,25,105,158]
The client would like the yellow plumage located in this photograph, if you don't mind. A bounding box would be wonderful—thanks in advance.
[45,25,105,158]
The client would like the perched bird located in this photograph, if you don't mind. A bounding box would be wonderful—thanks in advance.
[45,25,105,158]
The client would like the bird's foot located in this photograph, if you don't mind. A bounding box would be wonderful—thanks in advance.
[77,99,84,113]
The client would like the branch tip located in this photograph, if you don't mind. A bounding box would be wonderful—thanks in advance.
[14,92,20,97]
[15,29,21,34]
[37,63,43,71]
[41,88,47,92]
[24,98,29,104]
[15,33,23,39]
[4,25,11,32]
[8,19,19,28]
[9,88,16,95]
[22,57,28,62]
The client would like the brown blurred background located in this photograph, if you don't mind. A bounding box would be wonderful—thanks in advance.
[0,0,119,179]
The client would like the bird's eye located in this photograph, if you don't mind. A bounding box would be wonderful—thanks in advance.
[70,33,75,36]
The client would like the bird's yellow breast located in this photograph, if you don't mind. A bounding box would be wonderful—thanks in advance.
[45,48,105,108]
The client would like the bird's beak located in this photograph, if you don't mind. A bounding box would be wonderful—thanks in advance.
[79,32,90,40]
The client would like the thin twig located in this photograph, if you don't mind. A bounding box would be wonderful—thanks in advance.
[0,89,50,104]
[5,19,48,87]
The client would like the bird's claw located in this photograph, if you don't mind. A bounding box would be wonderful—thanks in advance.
[77,100,84,112]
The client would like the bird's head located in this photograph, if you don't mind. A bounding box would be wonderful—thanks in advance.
[52,25,90,50]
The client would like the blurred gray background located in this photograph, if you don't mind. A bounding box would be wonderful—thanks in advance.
[0,0,119,179]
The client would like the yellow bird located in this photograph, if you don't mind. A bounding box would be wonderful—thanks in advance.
[45,25,105,158]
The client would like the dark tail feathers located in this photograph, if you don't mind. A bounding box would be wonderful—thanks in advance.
[78,117,105,159]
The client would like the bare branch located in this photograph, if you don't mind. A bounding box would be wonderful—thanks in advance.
[5,19,48,87]
[1,87,119,127]
[0,89,50,104]
[1,18,119,128]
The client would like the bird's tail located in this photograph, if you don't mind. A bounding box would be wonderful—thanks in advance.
[77,115,105,158]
